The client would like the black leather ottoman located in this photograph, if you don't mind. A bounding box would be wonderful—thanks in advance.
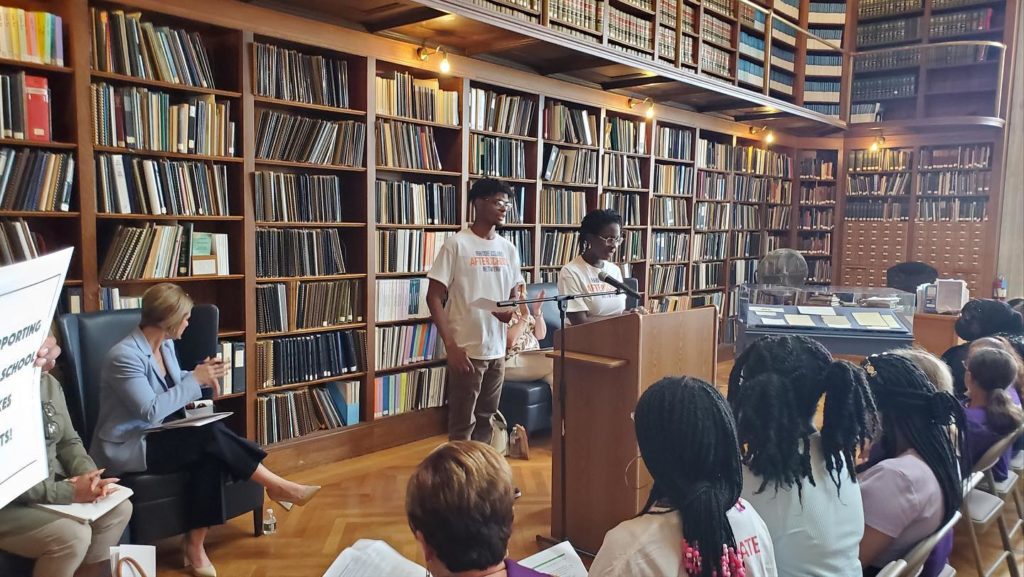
[0,551,33,577]
[500,379,552,435]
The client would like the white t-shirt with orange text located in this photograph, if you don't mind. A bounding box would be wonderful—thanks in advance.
[557,255,626,323]
[427,229,523,360]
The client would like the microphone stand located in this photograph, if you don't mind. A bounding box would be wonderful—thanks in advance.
[498,289,623,550]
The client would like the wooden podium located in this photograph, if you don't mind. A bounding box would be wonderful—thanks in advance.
[548,307,719,555]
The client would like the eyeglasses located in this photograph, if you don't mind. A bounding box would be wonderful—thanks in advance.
[42,401,57,440]
[598,235,625,246]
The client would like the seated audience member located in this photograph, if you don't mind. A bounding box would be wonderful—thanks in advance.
[942,299,1024,396]
[590,377,777,577]
[891,348,955,394]
[962,347,1024,481]
[405,441,549,577]
[728,336,877,577]
[0,337,132,577]
[557,209,645,325]
[504,285,552,385]
[858,354,967,574]
[967,336,1024,404]
[90,283,318,576]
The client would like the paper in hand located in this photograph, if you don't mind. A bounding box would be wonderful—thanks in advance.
[470,298,515,313]
[322,540,423,577]
[520,541,588,577]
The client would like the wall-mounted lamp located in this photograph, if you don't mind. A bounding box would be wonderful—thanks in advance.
[627,97,655,120]
[749,125,775,145]
[417,45,450,74]
[869,132,886,153]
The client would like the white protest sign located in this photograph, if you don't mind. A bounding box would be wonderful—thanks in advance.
[0,248,72,509]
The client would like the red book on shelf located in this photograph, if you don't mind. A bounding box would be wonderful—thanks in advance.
[23,74,51,142]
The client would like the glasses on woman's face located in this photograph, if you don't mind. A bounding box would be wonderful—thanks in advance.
[597,235,624,246]
[42,401,58,440]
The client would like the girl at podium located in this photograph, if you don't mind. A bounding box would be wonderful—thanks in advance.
[590,377,777,577]
[557,209,644,325]
[728,335,877,577]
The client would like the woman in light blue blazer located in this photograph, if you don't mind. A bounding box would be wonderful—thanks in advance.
[90,283,319,577]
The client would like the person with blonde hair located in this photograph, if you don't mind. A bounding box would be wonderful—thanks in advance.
[891,348,954,394]
[406,441,548,577]
[91,283,320,577]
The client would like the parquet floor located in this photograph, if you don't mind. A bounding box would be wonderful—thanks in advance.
[151,365,1023,577]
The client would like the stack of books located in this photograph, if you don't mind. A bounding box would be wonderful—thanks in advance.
[253,42,349,108]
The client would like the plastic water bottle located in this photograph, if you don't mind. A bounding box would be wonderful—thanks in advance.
[263,508,277,535]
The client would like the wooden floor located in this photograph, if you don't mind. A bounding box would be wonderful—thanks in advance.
[153,365,1024,576]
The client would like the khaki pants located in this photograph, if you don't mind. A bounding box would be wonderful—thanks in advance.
[448,357,505,442]
[0,500,132,577]
[505,352,553,385]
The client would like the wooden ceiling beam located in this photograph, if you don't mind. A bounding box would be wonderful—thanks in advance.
[365,7,445,32]
[536,54,609,75]
[464,36,540,56]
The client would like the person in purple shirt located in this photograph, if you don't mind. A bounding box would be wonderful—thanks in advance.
[405,441,549,577]
[963,347,1024,481]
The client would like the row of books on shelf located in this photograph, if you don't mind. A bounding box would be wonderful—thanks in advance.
[256,227,347,278]
[929,8,995,39]
[769,69,795,96]
[376,180,458,225]
[543,146,598,184]
[376,119,444,172]
[920,144,991,169]
[539,230,578,267]
[701,12,732,49]
[469,135,528,179]
[375,71,459,126]
[694,201,730,231]
[253,42,351,109]
[468,87,535,137]
[806,104,842,119]
[857,17,920,48]
[604,116,646,155]
[91,84,236,156]
[98,287,139,311]
[917,198,987,221]
[654,164,694,196]
[256,380,360,446]
[651,197,688,227]
[854,50,919,73]
[613,229,644,262]
[808,260,832,283]
[91,8,218,89]
[255,330,366,389]
[650,294,688,312]
[766,206,791,228]
[547,0,603,34]
[96,154,229,216]
[376,277,429,322]
[800,158,836,179]
[655,125,692,160]
[739,3,765,31]
[692,262,724,291]
[701,45,733,80]
[739,32,765,60]
[800,184,835,204]
[850,103,884,124]
[734,176,790,203]
[799,208,834,229]
[601,192,640,226]
[256,278,363,334]
[0,6,63,66]
[543,101,598,146]
[540,187,587,224]
[377,229,453,274]
[805,81,841,103]
[0,72,51,142]
[798,234,831,254]
[101,223,229,280]
[849,149,913,171]
[693,231,727,260]
[732,231,763,258]
[603,153,643,188]
[376,323,443,370]
[651,231,689,263]
[730,259,757,285]
[500,229,534,266]
[696,170,727,200]
[852,74,916,101]
[738,60,764,87]
[919,171,991,195]
[732,204,761,230]
[608,7,654,52]
[0,148,74,212]
[857,0,921,20]
[0,217,39,265]
[256,110,365,167]
[254,171,345,223]
[374,366,447,419]
[651,264,686,295]
[847,173,912,196]
[844,200,909,220]
[470,0,541,22]
[217,340,247,395]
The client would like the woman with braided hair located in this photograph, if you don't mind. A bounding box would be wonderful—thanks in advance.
[728,335,876,576]
[590,377,776,577]
[858,353,967,574]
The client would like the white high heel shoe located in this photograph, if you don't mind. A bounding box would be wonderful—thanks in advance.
[182,536,218,577]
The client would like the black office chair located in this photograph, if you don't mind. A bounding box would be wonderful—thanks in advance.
[499,278,639,434]
[886,261,938,294]
[56,305,264,544]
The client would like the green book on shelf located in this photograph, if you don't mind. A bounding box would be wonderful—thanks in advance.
[191,232,213,256]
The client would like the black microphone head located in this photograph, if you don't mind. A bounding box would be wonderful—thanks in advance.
[598,270,610,281]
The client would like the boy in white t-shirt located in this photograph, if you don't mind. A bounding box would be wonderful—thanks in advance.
[427,179,523,441]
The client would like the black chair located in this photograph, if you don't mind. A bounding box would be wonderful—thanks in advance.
[886,261,938,294]
[499,279,639,435]
[56,305,264,544]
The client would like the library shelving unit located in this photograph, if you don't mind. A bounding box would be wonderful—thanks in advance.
[649,119,696,312]
[801,0,846,119]
[851,0,1015,125]
[797,148,840,284]
[602,106,652,288]
[691,131,732,319]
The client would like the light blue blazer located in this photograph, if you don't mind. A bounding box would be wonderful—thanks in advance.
[90,327,203,474]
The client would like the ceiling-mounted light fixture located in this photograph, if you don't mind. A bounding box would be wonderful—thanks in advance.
[869,132,886,153]
[416,45,450,74]
[749,125,775,145]
[627,97,655,120]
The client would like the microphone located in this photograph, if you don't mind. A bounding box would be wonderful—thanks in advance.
[597,271,642,300]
